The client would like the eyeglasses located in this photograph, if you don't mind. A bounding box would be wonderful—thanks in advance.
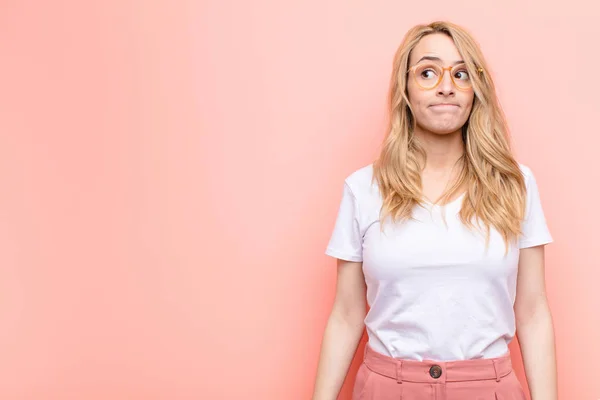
[407,62,483,91]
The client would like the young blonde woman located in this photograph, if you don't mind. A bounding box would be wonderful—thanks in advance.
[312,21,557,400]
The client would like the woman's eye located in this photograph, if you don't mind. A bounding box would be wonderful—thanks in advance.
[421,69,436,79]
[455,70,470,80]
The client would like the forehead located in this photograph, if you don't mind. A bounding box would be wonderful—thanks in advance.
[409,33,463,64]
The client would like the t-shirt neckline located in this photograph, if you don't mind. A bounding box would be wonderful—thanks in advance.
[422,191,467,208]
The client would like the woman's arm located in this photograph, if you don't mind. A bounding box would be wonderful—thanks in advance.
[312,259,367,400]
[514,245,558,400]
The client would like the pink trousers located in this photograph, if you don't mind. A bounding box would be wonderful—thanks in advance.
[353,344,527,400]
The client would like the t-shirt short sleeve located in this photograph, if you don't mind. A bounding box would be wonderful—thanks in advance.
[519,167,553,249]
[325,181,363,262]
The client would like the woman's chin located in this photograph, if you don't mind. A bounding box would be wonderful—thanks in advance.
[423,127,463,136]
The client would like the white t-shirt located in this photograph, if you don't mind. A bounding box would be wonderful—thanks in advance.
[325,163,553,361]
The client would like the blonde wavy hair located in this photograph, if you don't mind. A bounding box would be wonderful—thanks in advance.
[372,21,526,254]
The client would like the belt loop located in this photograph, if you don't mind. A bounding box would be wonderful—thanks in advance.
[492,359,501,382]
[395,360,403,384]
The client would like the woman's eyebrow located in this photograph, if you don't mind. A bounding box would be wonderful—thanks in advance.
[416,56,465,65]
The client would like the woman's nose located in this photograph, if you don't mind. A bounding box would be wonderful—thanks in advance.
[437,70,455,94]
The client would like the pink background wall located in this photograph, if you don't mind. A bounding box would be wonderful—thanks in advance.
[0,1,597,399]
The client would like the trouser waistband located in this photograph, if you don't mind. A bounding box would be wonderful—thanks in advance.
[363,344,512,384]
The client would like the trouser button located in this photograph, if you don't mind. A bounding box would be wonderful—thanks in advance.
[429,365,442,379]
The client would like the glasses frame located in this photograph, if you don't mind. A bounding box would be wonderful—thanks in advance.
[407,63,483,91]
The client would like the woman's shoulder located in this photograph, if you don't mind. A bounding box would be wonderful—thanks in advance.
[516,162,541,189]
[517,162,533,177]
[343,163,376,193]
[341,163,383,213]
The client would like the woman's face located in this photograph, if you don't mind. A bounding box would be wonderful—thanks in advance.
[406,33,475,135]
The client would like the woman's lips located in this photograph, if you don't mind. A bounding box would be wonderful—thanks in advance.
[430,103,458,107]
[429,104,459,110]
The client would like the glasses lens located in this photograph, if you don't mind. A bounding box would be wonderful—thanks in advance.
[451,64,472,89]
[414,63,441,89]
[413,63,472,90]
